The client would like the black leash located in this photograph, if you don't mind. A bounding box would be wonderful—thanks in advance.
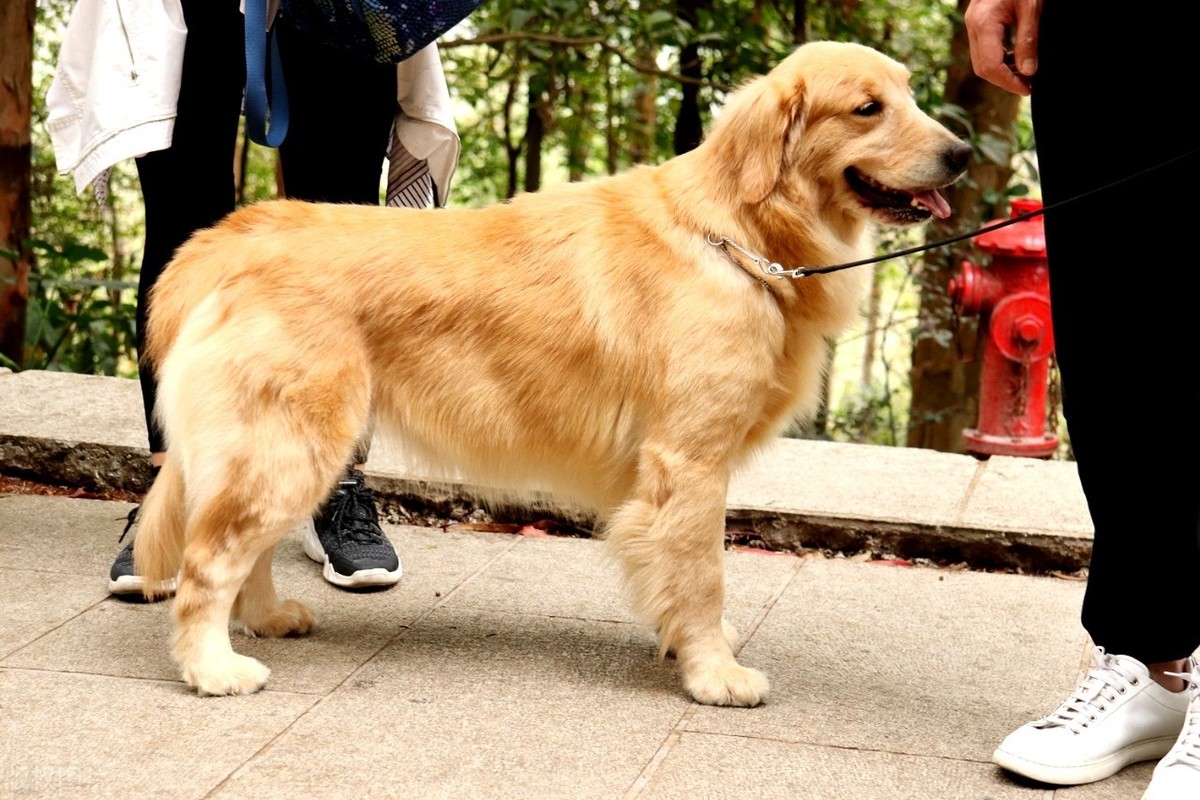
[721,147,1198,279]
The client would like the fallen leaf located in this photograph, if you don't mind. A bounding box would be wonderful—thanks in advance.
[730,545,785,555]
[445,522,522,534]
[1048,570,1088,582]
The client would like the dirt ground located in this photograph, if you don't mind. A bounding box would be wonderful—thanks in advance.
[0,473,141,504]
[0,472,585,539]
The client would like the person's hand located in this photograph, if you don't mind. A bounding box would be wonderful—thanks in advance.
[964,0,1042,96]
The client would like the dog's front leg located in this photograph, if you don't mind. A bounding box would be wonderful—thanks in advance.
[607,447,769,707]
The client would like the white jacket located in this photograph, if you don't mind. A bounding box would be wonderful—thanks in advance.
[46,0,461,208]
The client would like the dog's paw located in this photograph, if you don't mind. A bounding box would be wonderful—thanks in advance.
[182,653,271,696]
[241,599,316,638]
[684,662,770,707]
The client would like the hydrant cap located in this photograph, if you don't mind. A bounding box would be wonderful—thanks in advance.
[973,198,1045,258]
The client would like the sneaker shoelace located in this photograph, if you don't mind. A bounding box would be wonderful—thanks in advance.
[323,481,388,546]
[1158,663,1200,769]
[118,505,139,543]
[1033,646,1143,735]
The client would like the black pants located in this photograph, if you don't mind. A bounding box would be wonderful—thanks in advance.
[135,0,396,454]
[1031,9,1200,662]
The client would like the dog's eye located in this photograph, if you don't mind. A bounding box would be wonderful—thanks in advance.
[853,101,882,117]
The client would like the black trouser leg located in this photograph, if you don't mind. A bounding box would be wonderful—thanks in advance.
[134,0,244,454]
[274,16,397,205]
[1031,9,1200,662]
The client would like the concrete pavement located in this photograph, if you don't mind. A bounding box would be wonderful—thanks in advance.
[0,369,1171,800]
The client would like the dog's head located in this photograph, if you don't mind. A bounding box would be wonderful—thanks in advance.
[709,40,971,227]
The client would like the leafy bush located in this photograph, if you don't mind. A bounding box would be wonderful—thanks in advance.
[15,238,137,376]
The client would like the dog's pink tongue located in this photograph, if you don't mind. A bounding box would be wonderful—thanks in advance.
[914,189,952,219]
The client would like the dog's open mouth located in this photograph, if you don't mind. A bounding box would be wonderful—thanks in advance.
[844,167,952,224]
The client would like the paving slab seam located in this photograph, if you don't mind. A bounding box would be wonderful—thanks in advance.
[279,533,522,680]
[672,728,1007,766]
[0,664,292,695]
[623,705,701,799]
[196,535,526,799]
[188,691,327,800]
[0,595,108,663]
[622,553,803,798]
[728,554,804,655]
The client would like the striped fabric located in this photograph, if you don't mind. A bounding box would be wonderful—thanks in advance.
[386,143,436,208]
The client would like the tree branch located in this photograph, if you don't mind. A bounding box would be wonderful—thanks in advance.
[439,32,728,90]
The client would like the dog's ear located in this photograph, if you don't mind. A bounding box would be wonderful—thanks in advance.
[710,74,805,205]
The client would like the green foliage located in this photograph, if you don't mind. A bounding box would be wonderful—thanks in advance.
[20,0,142,375]
[827,384,902,446]
[439,0,709,202]
[18,237,138,375]
[441,0,963,206]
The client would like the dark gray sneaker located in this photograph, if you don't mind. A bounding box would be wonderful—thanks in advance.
[107,506,177,600]
[302,470,401,589]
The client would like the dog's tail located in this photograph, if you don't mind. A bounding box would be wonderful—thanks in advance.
[133,457,187,601]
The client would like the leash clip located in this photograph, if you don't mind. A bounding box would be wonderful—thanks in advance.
[763,262,812,279]
[706,234,797,279]
[705,232,792,277]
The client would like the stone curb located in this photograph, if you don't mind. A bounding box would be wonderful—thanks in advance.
[0,369,1093,574]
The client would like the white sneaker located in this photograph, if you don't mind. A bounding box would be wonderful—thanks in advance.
[993,646,1190,785]
[1143,659,1200,800]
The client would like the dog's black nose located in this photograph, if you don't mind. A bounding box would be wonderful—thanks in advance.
[944,140,973,175]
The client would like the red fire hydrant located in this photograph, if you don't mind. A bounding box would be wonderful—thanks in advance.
[948,198,1059,458]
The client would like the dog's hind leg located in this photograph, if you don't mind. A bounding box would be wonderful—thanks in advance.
[606,445,770,707]
[171,455,341,696]
[232,543,316,639]
[167,404,363,695]
[158,294,372,695]
[169,428,357,696]
[170,500,285,696]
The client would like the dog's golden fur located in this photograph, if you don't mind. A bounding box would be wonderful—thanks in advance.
[134,41,969,702]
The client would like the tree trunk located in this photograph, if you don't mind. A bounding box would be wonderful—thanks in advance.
[604,55,619,175]
[629,45,657,165]
[0,0,34,367]
[673,0,704,155]
[906,2,1022,453]
[565,62,590,182]
[793,0,807,44]
[503,67,521,198]
[523,70,547,194]
[809,343,835,437]
[860,264,883,388]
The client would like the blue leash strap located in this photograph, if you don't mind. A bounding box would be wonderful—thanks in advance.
[244,0,289,147]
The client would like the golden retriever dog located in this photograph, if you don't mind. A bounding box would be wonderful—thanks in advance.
[133,40,970,703]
